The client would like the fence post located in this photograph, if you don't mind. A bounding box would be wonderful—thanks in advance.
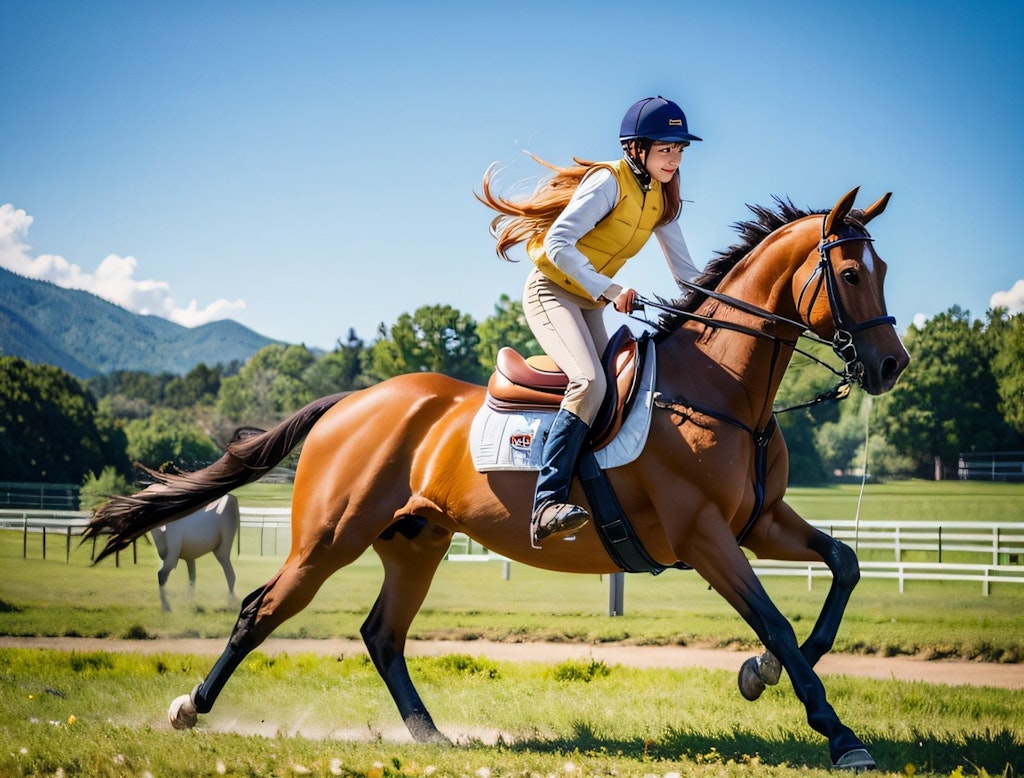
[608,573,625,616]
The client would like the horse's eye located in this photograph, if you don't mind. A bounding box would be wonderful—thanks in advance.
[841,269,860,285]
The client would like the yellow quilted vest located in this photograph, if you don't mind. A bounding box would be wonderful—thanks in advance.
[527,158,663,300]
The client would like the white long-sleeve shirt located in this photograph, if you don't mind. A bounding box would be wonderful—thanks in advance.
[542,166,700,302]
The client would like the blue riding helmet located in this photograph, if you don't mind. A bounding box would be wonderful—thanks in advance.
[619,96,702,144]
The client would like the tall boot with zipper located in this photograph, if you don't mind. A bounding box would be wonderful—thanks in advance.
[530,408,591,547]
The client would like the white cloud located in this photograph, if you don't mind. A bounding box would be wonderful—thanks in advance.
[990,280,1024,315]
[0,203,246,327]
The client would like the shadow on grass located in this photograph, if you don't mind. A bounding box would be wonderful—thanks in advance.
[504,723,1021,775]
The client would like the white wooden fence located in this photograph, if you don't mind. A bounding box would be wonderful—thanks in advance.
[445,520,1024,597]
[4,509,1023,596]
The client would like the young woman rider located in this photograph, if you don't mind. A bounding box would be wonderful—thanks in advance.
[478,96,703,548]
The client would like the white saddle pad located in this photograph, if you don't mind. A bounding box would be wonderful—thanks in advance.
[470,340,656,472]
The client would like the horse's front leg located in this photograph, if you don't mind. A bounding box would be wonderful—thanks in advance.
[741,501,861,692]
[684,520,874,771]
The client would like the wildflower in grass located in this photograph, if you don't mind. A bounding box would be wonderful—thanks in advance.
[67,714,77,725]
[905,764,916,776]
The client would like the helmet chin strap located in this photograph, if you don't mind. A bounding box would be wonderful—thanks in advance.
[621,140,652,191]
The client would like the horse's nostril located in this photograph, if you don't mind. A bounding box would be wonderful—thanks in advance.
[880,356,899,379]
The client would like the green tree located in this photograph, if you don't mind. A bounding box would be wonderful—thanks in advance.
[875,307,1017,478]
[80,466,134,511]
[0,357,108,482]
[304,329,373,395]
[86,370,175,407]
[773,342,846,484]
[93,401,132,478]
[216,344,316,427]
[164,363,222,409]
[369,304,486,384]
[123,408,221,472]
[476,294,540,372]
[988,309,1024,434]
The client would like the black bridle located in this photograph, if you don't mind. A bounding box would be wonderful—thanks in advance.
[638,216,899,551]
[797,220,896,381]
[636,216,896,391]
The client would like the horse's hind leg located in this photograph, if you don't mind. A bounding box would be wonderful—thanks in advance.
[168,541,359,730]
[157,564,173,612]
[362,517,454,744]
[186,559,197,605]
[212,542,239,608]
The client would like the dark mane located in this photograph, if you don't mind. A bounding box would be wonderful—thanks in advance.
[656,196,824,332]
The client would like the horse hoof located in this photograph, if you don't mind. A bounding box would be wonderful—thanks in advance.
[738,656,766,701]
[169,694,198,729]
[834,748,876,772]
[758,651,782,686]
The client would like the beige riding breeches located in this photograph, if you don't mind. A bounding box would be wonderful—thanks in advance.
[522,267,610,425]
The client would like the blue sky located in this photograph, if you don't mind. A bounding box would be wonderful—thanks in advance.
[2,0,1022,352]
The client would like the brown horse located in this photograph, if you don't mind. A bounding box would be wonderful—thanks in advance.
[85,187,908,771]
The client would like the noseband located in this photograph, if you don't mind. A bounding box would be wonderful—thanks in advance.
[797,219,896,378]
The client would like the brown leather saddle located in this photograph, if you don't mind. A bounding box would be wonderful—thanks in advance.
[485,326,644,450]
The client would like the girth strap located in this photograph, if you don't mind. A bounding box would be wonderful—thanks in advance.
[577,409,780,575]
[577,450,687,575]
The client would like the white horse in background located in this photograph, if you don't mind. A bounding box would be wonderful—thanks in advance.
[150,493,240,612]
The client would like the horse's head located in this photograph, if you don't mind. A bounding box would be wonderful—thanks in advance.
[796,187,910,395]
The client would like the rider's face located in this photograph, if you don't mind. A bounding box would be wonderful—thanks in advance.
[644,141,686,184]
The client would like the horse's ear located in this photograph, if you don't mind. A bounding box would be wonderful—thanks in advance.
[824,187,860,236]
[859,192,892,225]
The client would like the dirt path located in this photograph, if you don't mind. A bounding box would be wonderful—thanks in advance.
[3,636,1021,689]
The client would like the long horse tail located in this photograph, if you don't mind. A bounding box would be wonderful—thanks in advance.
[84,392,351,562]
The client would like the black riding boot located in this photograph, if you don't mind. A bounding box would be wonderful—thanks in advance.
[531,408,591,547]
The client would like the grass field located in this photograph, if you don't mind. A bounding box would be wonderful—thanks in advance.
[0,480,1021,776]
[1,647,1021,777]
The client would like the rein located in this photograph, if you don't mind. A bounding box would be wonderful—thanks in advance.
[633,217,897,411]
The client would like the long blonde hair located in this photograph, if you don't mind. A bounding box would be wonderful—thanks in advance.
[476,152,680,261]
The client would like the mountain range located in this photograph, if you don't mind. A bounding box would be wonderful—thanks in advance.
[0,266,280,378]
